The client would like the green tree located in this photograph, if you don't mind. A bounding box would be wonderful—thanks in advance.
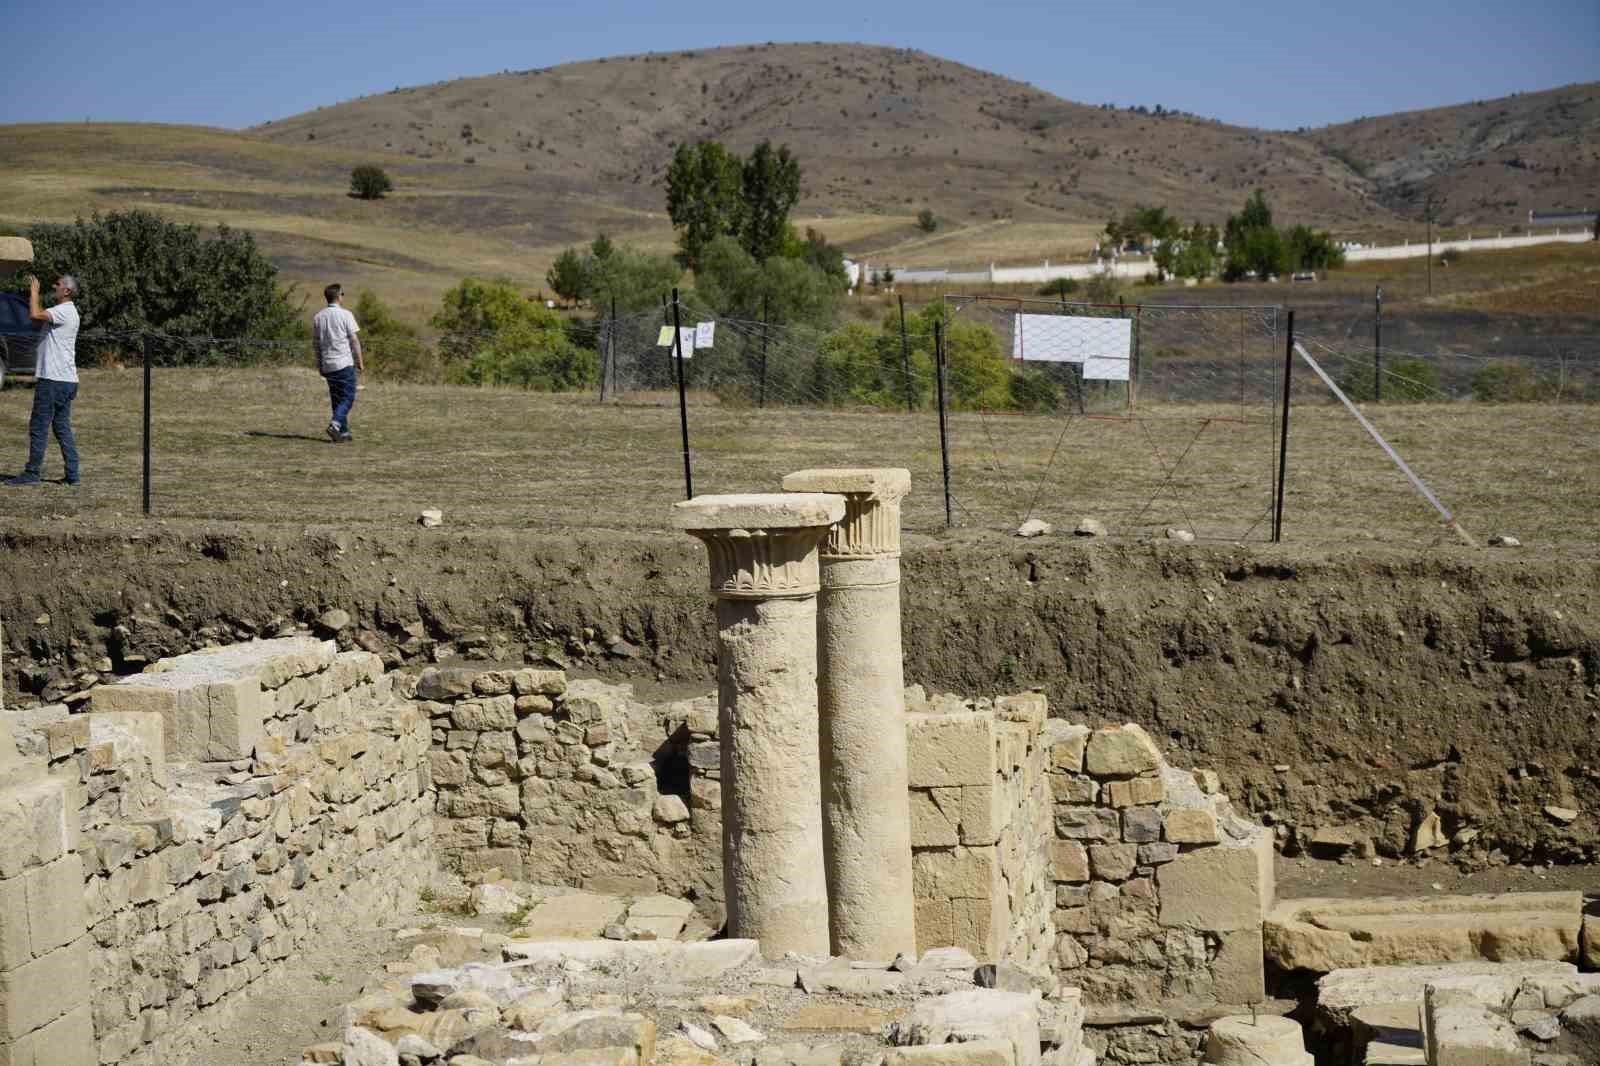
[665,141,744,270]
[582,243,681,313]
[739,141,801,263]
[545,247,586,304]
[352,290,437,382]
[693,235,840,330]
[349,165,393,200]
[1284,224,1346,271]
[1222,191,1285,280]
[916,208,939,233]
[589,232,615,262]
[431,277,596,391]
[17,210,299,344]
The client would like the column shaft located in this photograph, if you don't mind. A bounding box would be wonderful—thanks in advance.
[717,597,831,954]
[818,556,917,957]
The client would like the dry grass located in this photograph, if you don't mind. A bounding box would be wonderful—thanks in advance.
[1,368,1593,549]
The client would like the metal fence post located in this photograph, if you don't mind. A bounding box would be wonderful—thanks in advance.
[142,333,152,516]
[898,295,914,413]
[934,320,952,529]
[1273,310,1295,542]
[759,294,769,408]
[671,289,693,500]
[1374,286,1383,401]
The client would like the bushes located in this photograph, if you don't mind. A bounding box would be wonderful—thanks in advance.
[1337,356,1441,402]
[1471,361,1549,403]
[432,277,596,391]
[16,210,300,346]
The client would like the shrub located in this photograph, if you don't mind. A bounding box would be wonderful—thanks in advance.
[352,291,437,383]
[16,210,300,346]
[1470,361,1549,403]
[349,165,393,200]
[432,277,597,391]
[1337,356,1441,402]
[1037,278,1079,298]
[916,208,938,233]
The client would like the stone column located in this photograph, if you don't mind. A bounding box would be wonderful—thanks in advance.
[781,468,916,958]
[673,492,845,956]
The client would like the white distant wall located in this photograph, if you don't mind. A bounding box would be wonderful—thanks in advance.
[880,229,1592,287]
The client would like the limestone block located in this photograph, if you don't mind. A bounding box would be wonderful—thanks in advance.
[1121,808,1162,844]
[0,935,88,1039]
[1266,892,1582,973]
[908,714,996,788]
[0,236,34,276]
[1583,909,1598,970]
[914,846,1001,901]
[2,1002,95,1066]
[1088,844,1137,882]
[1203,1015,1312,1066]
[959,786,1002,847]
[1158,839,1272,933]
[1165,809,1220,845]
[1103,776,1164,809]
[891,989,1042,1066]
[884,1040,1015,1066]
[1054,808,1119,841]
[1424,987,1526,1066]
[954,893,1011,963]
[917,899,956,953]
[1052,841,1090,884]
[416,667,477,701]
[1083,725,1161,778]
[1049,775,1096,804]
[452,698,517,731]
[87,711,167,785]
[513,669,568,697]
[91,672,264,761]
[1211,928,1266,1004]
[1043,723,1089,774]
[910,790,961,848]
[22,855,85,958]
[0,777,69,879]
[1314,961,1579,1024]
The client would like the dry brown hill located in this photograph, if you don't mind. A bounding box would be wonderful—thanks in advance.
[254,42,1382,234]
[1307,82,1600,225]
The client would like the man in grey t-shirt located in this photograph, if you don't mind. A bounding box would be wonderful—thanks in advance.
[311,282,364,443]
[6,274,80,486]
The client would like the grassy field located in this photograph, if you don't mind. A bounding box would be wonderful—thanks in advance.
[0,367,1593,550]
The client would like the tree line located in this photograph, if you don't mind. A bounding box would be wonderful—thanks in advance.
[1101,190,1345,282]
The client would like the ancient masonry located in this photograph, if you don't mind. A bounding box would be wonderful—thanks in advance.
[2,467,1596,1066]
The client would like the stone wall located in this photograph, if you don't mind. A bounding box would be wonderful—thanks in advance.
[0,637,435,1066]
[415,666,720,904]
[906,690,1055,969]
[1044,721,1274,1010]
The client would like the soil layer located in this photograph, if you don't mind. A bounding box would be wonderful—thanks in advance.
[2,523,1596,865]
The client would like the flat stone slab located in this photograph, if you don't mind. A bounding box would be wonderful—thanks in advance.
[672,493,845,530]
[1350,1003,1426,1066]
[782,468,911,498]
[889,990,1042,1066]
[142,636,336,687]
[501,938,760,982]
[1267,891,1583,972]
[512,893,628,938]
[1318,961,1580,1023]
[625,894,696,940]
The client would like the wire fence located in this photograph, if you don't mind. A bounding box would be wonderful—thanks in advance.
[2,298,1596,544]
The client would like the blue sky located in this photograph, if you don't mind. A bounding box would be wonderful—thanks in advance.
[2,0,1595,131]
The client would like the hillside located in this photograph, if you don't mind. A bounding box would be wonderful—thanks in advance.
[1308,82,1600,224]
[255,43,1382,233]
[2,46,1593,323]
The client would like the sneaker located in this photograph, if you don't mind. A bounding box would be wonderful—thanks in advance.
[327,422,341,443]
[337,431,354,443]
[62,477,80,486]
[4,474,41,486]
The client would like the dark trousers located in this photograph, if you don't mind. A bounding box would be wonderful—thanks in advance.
[323,366,357,432]
[25,378,79,481]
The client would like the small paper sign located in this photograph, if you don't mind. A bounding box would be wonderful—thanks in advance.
[657,325,696,357]
[695,321,716,349]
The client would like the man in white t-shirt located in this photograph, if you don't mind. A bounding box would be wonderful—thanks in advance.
[6,274,81,486]
[311,282,364,442]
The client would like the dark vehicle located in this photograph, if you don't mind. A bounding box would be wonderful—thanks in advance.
[0,292,39,379]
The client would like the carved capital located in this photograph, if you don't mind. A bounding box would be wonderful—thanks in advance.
[686,526,831,599]
[780,468,910,560]
[673,493,846,601]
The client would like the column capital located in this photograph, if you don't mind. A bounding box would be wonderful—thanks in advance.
[673,493,845,599]
[781,468,910,559]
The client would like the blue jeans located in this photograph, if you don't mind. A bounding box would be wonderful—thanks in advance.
[25,378,79,482]
[323,366,357,432]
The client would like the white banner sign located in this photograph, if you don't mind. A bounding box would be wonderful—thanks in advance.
[695,321,716,349]
[656,325,696,357]
[1012,314,1131,381]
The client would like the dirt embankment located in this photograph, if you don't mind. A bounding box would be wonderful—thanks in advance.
[2,523,1596,865]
